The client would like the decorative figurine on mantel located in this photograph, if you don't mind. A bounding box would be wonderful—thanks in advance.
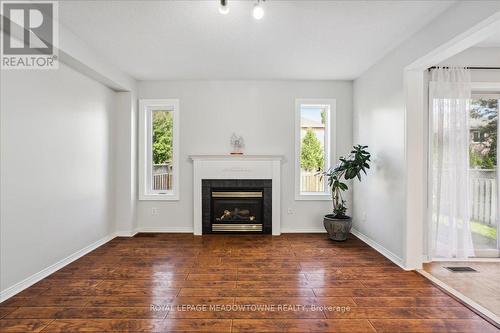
[230,133,245,155]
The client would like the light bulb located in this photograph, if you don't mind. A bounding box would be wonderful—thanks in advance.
[252,3,264,20]
[219,0,229,15]
[219,5,229,15]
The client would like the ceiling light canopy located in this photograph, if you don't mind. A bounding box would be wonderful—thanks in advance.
[252,1,264,20]
[219,0,229,15]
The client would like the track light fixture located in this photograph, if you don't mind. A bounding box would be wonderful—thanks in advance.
[219,0,229,15]
[218,0,265,20]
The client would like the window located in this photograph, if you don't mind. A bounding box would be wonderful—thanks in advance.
[139,99,179,200]
[468,94,499,255]
[295,99,335,200]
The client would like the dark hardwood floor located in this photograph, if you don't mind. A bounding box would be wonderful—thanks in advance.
[0,233,498,332]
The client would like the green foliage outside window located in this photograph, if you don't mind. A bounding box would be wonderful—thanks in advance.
[152,111,173,165]
[301,128,324,171]
[470,148,495,169]
[469,98,498,169]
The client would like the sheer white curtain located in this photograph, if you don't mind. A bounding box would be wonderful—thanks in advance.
[430,67,474,259]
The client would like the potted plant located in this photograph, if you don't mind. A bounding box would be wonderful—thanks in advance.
[323,145,371,241]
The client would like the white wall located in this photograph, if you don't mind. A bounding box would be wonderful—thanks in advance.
[353,1,500,267]
[353,61,407,260]
[439,47,500,82]
[439,46,500,67]
[114,92,138,235]
[137,80,352,232]
[0,63,117,291]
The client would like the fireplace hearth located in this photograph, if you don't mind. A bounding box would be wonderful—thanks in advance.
[202,179,272,233]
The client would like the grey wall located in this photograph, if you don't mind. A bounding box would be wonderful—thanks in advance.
[0,63,117,290]
[353,60,406,260]
[137,80,353,232]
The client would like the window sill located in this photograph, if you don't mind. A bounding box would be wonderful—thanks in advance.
[139,193,179,201]
[295,193,332,201]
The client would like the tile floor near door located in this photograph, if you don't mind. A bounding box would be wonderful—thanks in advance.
[0,233,498,332]
[423,261,500,319]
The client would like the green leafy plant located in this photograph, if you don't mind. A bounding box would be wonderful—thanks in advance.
[152,111,173,165]
[324,145,371,218]
[301,128,324,171]
[469,98,498,168]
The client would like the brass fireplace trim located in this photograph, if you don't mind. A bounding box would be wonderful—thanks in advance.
[212,224,263,232]
[211,191,263,198]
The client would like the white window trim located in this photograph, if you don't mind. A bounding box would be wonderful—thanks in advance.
[294,98,336,201]
[471,82,500,92]
[138,99,180,201]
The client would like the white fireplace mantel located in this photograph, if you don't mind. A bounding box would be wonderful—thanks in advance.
[189,154,284,235]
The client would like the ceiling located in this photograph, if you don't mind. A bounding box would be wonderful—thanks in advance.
[59,0,454,81]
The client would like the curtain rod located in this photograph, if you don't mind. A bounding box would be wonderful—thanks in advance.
[428,66,500,71]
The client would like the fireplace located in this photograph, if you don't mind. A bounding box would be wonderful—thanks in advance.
[202,179,272,233]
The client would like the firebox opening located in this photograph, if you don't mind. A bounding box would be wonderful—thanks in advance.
[202,179,272,234]
[211,190,263,232]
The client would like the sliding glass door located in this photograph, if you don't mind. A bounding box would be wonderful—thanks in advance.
[468,94,499,257]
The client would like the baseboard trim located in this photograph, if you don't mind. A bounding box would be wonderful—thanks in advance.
[429,257,500,262]
[115,230,138,237]
[134,227,326,234]
[0,233,115,302]
[137,227,194,233]
[350,228,407,270]
[281,228,326,233]
[418,269,500,326]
